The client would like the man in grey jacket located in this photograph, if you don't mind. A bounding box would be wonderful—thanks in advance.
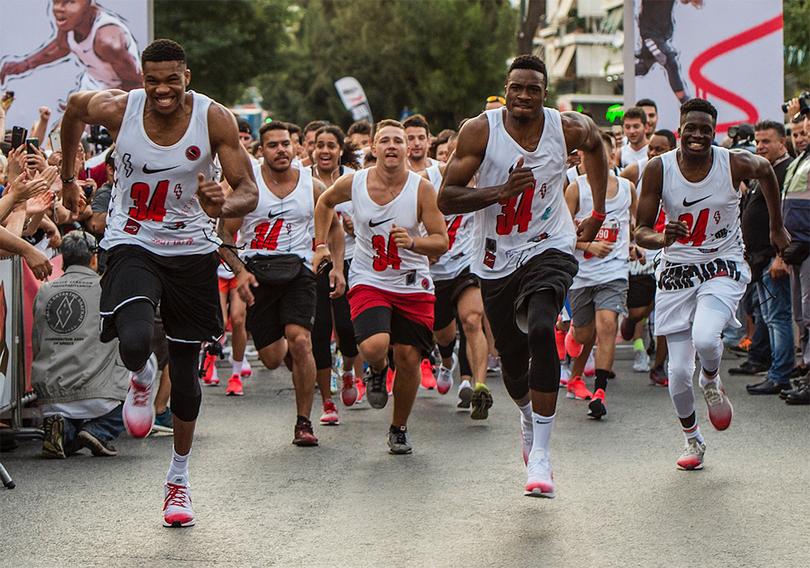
[33,231,130,458]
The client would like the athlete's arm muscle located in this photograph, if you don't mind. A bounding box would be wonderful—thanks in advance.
[209,104,259,218]
[415,179,449,257]
[94,25,142,91]
[562,112,608,243]
[438,116,499,214]
[730,151,790,254]
[60,90,127,212]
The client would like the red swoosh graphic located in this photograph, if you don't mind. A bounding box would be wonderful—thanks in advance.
[688,15,783,133]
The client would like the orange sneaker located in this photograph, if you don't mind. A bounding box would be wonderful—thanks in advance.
[225,375,243,396]
[386,368,396,394]
[587,388,607,419]
[420,359,437,390]
[201,354,219,386]
[566,376,592,400]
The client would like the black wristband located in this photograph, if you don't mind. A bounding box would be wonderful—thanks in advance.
[61,176,75,184]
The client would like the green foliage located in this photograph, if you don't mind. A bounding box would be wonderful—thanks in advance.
[153,0,292,105]
[257,0,519,130]
[783,0,810,96]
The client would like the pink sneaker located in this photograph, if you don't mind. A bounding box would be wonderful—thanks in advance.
[420,359,436,390]
[320,400,340,425]
[341,372,358,406]
[702,375,733,431]
[201,354,219,386]
[240,358,252,378]
[123,356,157,439]
[566,376,592,400]
[565,330,583,358]
[163,477,195,527]
[225,375,244,396]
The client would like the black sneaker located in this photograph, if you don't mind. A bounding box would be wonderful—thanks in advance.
[780,378,809,400]
[41,415,66,459]
[364,365,389,409]
[729,361,769,376]
[388,425,412,454]
[785,385,810,405]
[789,366,809,379]
[77,430,118,457]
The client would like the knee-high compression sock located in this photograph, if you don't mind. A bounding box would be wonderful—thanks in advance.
[666,330,698,420]
[527,291,563,393]
[115,301,156,384]
[168,340,203,422]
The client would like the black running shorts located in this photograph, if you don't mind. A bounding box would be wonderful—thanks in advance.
[245,268,317,350]
[100,245,223,344]
[627,274,656,309]
[433,268,480,331]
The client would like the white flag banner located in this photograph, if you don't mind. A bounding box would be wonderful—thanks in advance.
[335,76,373,123]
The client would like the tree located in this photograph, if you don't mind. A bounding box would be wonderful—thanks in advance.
[257,0,518,130]
[154,0,292,105]
[783,0,810,96]
[517,0,545,55]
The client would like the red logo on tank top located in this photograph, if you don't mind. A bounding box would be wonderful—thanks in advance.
[185,146,201,161]
[124,218,141,235]
[421,278,430,290]
[483,250,496,268]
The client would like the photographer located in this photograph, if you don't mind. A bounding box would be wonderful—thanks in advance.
[33,231,130,458]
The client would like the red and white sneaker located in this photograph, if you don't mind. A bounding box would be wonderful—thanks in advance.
[123,356,157,439]
[201,354,219,386]
[225,375,244,396]
[702,374,733,431]
[566,376,592,400]
[584,351,596,377]
[163,476,195,527]
[436,357,455,395]
[320,400,340,425]
[355,376,366,403]
[676,438,706,471]
[341,372,358,406]
[524,450,555,498]
[420,359,436,390]
[587,388,607,419]
[240,358,253,378]
[386,368,396,395]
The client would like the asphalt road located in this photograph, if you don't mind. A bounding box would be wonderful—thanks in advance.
[2,348,809,568]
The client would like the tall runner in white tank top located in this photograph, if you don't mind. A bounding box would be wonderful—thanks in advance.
[0,2,142,98]
[437,56,610,497]
[565,159,636,418]
[635,99,789,472]
[223,122,345,448]
[59,40,259,528]
[312,120,449,454]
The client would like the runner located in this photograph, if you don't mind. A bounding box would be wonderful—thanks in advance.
[59,39,259,527]
[438,54,609,497]
[564,131,636,419]
[301,120,327,167]
[221,121,345,443]
[1,0,142,92]
[619,107,649,168]
[410,116,492,417]
[310,124,362,422]
[312,119,449,454]
[635,98,789,470]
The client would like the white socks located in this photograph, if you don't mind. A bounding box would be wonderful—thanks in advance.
[231,357,244,377]
[698,369,719,390]
[519,401,533,438]
[167,448,190,483]
[132,357,155,387]
[530,412,555,458]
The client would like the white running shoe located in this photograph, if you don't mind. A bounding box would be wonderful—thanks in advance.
[436,353,456,395]
[163,475,195,527]
[123,354,157,439]
[457,379,473,409]
[676,437,706,471]
[584,351,596,376]
[487,354,500,373]
[520,415,533,465]
[524,450,555,498]
[632,349,650,373]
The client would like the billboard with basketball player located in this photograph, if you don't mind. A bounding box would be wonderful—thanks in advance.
[625,0,784,135]
[0,0,150,132]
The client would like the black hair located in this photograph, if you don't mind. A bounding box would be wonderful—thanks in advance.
[652,129,677,149]
[754,120,786,138]
[623,106,647,125]
[508,54,548,86]
[236,118,252,135]
[635,98,657,109]
[348,119,372,136]
[403,114,430,136]
[259,121,291,144]
[680,98,718,123]
[315,125,360,170]
[430,129,456,159]
[303,120,328,136]
[141,39,186,66]
[287,122,302,136]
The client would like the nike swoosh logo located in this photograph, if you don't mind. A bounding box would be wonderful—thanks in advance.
[268,210,288,219]
[142,164,179,175]
[682,195,711,207]
[369,217,394,228]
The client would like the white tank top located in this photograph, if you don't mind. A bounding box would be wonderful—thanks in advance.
[428,164,475,280]
[473,107,575,279]
[67,9,141,89]
[103,90,218,256]
[565,165,580,186]
[237,164,314,263]
[349,169,433,294]
[621,143,648,169]
[335,201,355,260]
[426,159,442,189]
[660,147,744,264]
[572,175,632,289]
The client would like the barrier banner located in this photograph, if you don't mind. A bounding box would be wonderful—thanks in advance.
[627,0,784,134]
[0,260,14,409]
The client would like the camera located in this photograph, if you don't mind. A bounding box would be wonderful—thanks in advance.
[782,91,810,116]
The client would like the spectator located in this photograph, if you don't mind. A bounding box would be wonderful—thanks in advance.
[783,106,810,405]
[33,231,129,458]
[737,121,795,395]
[791,116,807,157]
[635,98,658,135]
[88,148,115,239]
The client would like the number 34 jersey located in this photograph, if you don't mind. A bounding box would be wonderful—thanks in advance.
[659,146,744,265]
[348,168,433,294]
[102,89,219,256]
[472,107,576,279]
